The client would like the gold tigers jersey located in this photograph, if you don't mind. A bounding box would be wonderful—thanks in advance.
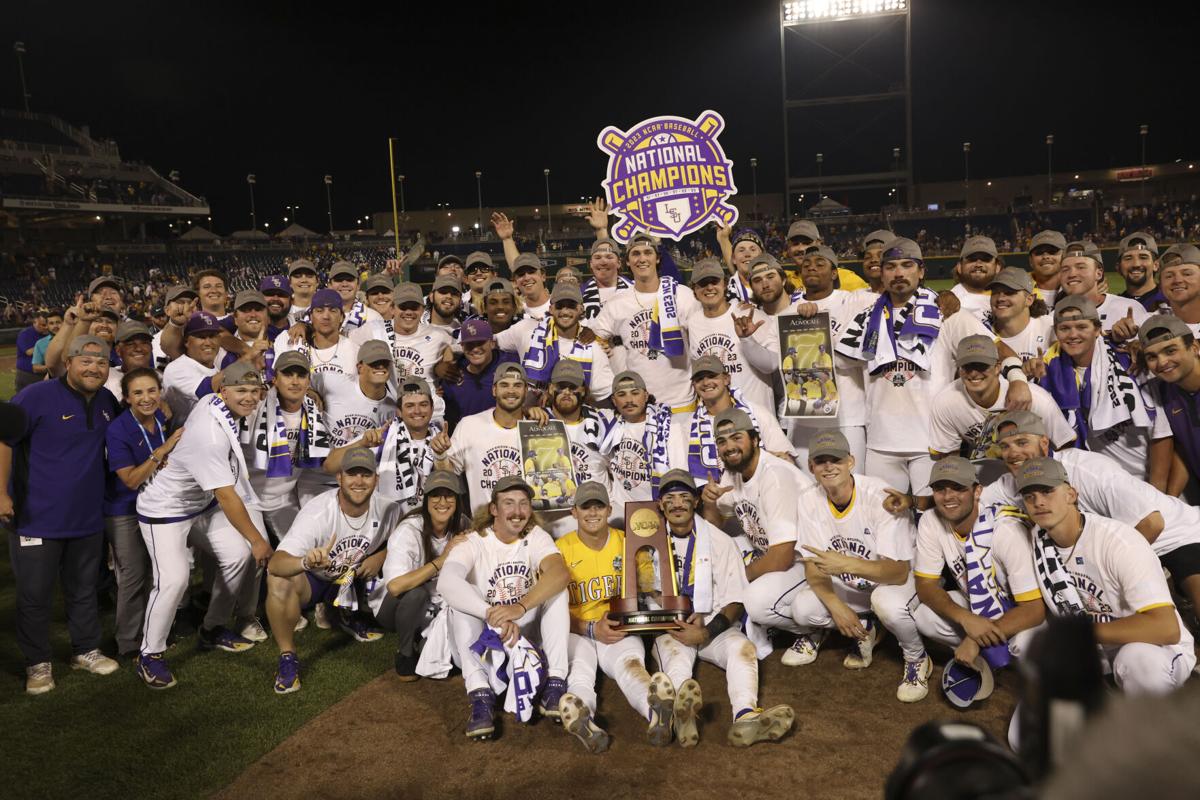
[557,527,626,623]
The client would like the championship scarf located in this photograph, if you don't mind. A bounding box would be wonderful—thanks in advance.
[1031,517,1087,617]
[600,402,674,497]
[686,389,759,482]
[648,276,686,358]
[1039,338,1149,446]
[376,418,441,511]
[201,393,259,506]
[726,273,753,303]
[343,300,370,331]
[645,520,715,615]
[469,627,547,723]
[551,406,609,452]
[522,317,595,386]
[581,276,632,320]
[241,389,331,478]
[845,286,941,374]
[963,504,1028,620]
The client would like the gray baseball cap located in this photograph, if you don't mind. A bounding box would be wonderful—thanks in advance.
[399,376,432,397]
[363,274,394,294]
[432,274,464,294]
[994,410,1047,440]
[1137,314,1195,348]
[659,469,698,495]
[493,362,528,386]
[1053,295,1100,325]
[493,475,534,497]
[713,407,755,435]
[340,447,378,475]
[955,335,999,368]
[485,277,515,296]
[613,370,646,391]
[550,281,583,305]
[1014,457,1069,492]
[1063,240,1103,266]
[960,235,998,260]
[691,354,726,379]
[392,282,424,307]
[465,251,495,270]
[929,456,978,489]
[357,339,393,365]
[574,481,610,508]
[809,430,851,460]
[882,237,923,262]
[988,267,1034,294]
[287,258,318,276]
[115,320,152,343]
[1160,244,1200,269]
[223,361,264,388]
[863,230,895,250]
[690,258,725,286]
[165,284,197,304]
[787,220,820,242]
[805,245,839,267]
[1029,230,1067,252]
[234,290,267,310]
[88,275,123,295]
[329,261,359,281]
[273,350,311,374]
[424,470,464,495]
[437,254,464,269]
[749,253,785,279]
[512,253,543,276]
[550,359,585,388]
[66,335,111,359]
[591,238,622,256]
[1118,231,1158,257]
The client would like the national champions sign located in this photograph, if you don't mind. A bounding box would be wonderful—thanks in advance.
[597,110,738,243]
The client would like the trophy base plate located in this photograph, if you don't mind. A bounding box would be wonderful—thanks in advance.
[609,610,687,634]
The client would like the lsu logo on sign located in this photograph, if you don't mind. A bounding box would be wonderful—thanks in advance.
[597,110,738,243]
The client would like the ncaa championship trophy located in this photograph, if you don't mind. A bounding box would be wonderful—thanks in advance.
[607,501,692,632]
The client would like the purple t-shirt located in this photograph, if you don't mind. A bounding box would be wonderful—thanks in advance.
[15,326,41,373]
[104,408,169,517]
[442,350,518,430]
[1153,379,1200,478]
[6,378,120,538]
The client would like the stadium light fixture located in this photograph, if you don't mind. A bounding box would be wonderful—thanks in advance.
[782,0,907,26]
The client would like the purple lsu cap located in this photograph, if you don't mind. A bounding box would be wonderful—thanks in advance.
[259,275,293,296]
[941,654,996,709]
[460,318,493,344]
[310,288,343,310]
[184,311,222,337]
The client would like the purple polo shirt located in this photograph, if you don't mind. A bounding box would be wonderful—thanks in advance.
[442,350,517,430]
[1124,287,1171,315]
[6,378,120,539]
[15,326,41,373]
[1153,379,1200,478]
[104,408,169,517]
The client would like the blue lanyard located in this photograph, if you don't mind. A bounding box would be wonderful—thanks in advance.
[138,415,166,457]
[673,531,696,598]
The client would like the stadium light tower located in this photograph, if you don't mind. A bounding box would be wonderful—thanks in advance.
[324,173,333,231]
[13,41,30,113]
[397,174,406,215]
[246,174,257,230]
[780,0,912,216]
[475,171,483,240]
[544,168,552,238]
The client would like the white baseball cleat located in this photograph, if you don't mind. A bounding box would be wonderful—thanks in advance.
[781,631,826,667]
[728,705,795,747]
[646,671,677,746]
[70,649,119,675]
[559,693,610,754]
[673,678,703,748]
[897,653,933,703]
[237,617,269,643]
[843,620,879,670]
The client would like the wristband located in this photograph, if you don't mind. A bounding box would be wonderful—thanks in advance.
[149,453,162,465]
[430,560,440,575]
[704,614,732,641]
[516,601,528,616]
[300,555,311,572]
[1000,356,1027,382]
[587,621,596,641]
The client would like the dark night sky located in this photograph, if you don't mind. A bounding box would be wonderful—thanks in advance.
[5,1,1197,232]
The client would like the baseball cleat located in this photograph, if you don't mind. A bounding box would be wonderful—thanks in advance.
[466,688,498,740]
[394,651,419,682]
[313,603,332,629]
[274,651,301,694]
[198,625,256,653]
[673,678,703,748]
[136,652,177,690]
[538,676,568,721]
[728,705,796,747]
[843,619,879,670]
[25,662,54,695]
[293,614,309,633]
[646,672,677,747]
[237,616,269,643]
[70,649,119,675]
[897,653,933,703]
[560,693,610,754]
[781,631,826,667]
[334,610,384,643]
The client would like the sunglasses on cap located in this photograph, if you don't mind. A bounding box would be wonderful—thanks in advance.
[963,253,995,263]
[790,236,815,246]
[465,263,493,275]
[553,300,579,310]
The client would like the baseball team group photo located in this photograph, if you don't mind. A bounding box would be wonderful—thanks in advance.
[3,2,1200,799]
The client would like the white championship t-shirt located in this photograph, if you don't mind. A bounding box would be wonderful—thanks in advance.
[494,318,616,402]
[686,305,776,413]
[246,406,305,512]
[273,332,358,383]
[590,286,700,411]
[137,401,246,519]
[950,284,993,324]
[162,355,217,421]
[928,377,1076,458]
[382,516,454,603]
[277,488,401,616]
[997,315,1055,361]
[351,319,452,386]
[716,451,814,559]
[444,525,560,606]
[443,410,524,515]
[320,373,398,449]
[913,507,1041,604]
[797,474,916,595]
[605,417,689,518]
[1094,294,1149,334]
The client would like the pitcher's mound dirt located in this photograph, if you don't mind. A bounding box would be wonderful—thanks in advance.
[216,639,1016,800]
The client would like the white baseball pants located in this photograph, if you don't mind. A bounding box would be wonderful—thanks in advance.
[906,588,1039,659]
[566,632,652,718]
[864,449,933,496]
[789,577,926,661]
[744,563,809,634]
[653,627,759,720]
[139,505,264,654]
[451,589,570,694]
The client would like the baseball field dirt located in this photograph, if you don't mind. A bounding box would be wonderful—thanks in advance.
[216,636,1016,800]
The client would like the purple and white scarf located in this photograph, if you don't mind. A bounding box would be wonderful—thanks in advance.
[850,286,941,374]
[522,317,595,386]
[600,402,674,497]
[241,389,331,478]
[686,389,759,482]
